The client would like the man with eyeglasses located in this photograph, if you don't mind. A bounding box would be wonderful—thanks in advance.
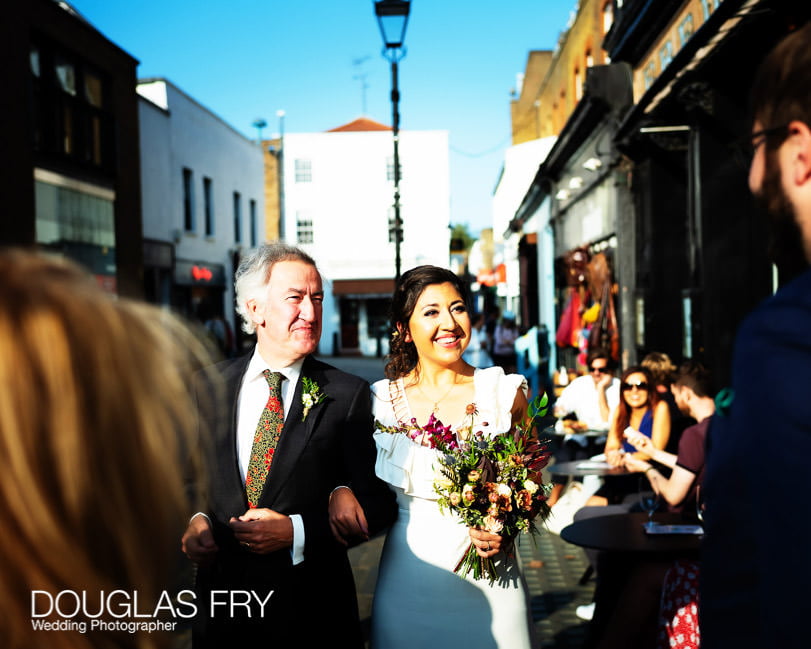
[547,347,620,507]
[702,23,811,649]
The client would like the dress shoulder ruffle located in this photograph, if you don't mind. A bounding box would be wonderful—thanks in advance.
[371,379,442,499]
[370,370,528,498]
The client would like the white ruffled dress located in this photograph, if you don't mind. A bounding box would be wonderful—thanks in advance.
[369,366,534,649]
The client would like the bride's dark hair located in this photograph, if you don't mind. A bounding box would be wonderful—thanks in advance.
[384,265,470,380]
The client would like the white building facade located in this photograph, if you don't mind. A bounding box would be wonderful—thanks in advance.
[281,118,450,356]
[491,137,556,320]
[138,78,264,345]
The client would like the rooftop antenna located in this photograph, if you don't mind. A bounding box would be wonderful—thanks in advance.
[352,55,371,116]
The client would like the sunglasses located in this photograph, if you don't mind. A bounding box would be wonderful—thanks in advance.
[622,381,649,392]
[589,366,610,374]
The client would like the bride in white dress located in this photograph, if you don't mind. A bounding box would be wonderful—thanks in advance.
[367,266,536,649]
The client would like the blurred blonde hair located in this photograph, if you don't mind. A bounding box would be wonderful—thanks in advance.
[641,351,677,386]
[0,249,212,649]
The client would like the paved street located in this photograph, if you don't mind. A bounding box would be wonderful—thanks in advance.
[320,354,595,649]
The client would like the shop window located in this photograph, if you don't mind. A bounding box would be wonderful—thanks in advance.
[575,68,583,101]
[34,172,117,288]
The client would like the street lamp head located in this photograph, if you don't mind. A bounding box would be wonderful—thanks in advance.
[374,0,411,50]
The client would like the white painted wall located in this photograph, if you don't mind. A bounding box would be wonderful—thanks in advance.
[138,78,264,333]
[280,126,451,353]
[491,136,556,320]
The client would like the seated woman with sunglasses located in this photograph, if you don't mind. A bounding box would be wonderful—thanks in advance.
[585,366,671,506]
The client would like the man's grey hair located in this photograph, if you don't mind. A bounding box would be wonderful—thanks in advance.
[234,242,318,334]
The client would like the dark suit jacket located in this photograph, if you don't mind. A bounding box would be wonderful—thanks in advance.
[192,351,395,648]
[701,267,811,649]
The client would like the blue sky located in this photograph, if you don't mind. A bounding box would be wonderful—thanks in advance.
[69,0,577,233]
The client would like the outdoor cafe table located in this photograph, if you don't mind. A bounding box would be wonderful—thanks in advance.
[560,511,702,554]
[549,459,631,478]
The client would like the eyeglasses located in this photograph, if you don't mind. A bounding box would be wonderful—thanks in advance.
[731,124,790,166]
[589,366,610,374]
[622,381,649,392]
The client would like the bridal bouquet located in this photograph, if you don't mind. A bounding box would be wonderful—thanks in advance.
[374,394,553,584]
[433,395,553,584]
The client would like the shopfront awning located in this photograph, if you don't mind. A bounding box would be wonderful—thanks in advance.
[332,278,395,298]
[615,0,761,145]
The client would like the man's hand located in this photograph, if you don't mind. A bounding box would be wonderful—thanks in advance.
[623,428,653,454]
[229,509,293,555]
[329,487,369,546]
[182,514,218,564]
[469,528,503,559]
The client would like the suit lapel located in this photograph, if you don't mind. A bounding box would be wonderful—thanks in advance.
[214,354,252,511]
[260,356,325,506]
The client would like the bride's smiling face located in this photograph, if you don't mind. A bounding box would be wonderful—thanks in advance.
[404,282,471,366]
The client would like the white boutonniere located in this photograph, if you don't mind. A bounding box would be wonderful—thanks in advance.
[301,377,326,421]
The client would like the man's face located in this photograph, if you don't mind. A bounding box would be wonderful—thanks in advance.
[749,120,807,267]
[247,260,323,366]
[588,357,612,386]
[671,384,690,416]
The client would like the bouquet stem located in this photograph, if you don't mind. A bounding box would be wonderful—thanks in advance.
[454,542,497,585]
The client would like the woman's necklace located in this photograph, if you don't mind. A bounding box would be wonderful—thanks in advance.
[415,378,459,415]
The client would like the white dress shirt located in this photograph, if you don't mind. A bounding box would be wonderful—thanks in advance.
[234,350,306,564]
[554,374,620,447]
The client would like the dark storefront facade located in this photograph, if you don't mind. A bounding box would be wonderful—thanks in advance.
[513,63,635,373]
[607,0,811,386]
[2,0,143,297]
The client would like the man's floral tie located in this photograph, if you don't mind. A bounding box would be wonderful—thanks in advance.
[245,370,284,508]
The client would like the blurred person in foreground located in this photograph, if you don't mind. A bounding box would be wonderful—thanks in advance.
[702,22,811,649]
[0,249,210,649]
[181,243,395,648]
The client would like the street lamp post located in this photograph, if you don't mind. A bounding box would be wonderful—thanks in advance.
[374,0,410,282]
